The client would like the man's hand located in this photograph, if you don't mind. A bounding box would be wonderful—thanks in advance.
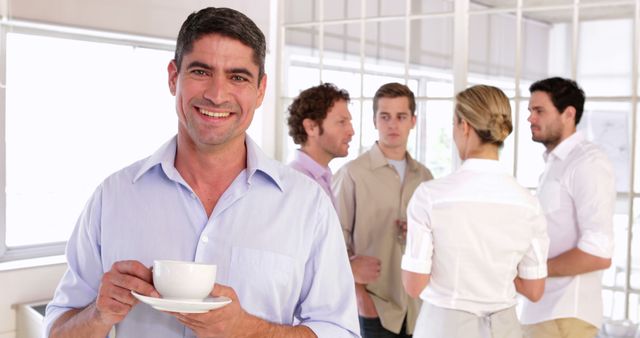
[395,219,407,243]
[172,284,249,338]
[95,260,158,326]
[350,255,381,284]
[354,284,378,318]
[172,284,316,338]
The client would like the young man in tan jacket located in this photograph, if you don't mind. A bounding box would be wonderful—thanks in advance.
[334,82,433,338]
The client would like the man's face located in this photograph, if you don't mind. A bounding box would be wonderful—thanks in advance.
[315,100,354,159]
[374,97,416,150]
[527,91,567,149]
[168,34,266,150]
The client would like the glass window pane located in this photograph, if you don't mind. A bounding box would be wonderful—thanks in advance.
[470,0,517,11]
[580,102,631,193]
[324,0,361,21]
[411,0,454,14]
[367,0,405,17]
[603,199,629,290]
[282,98,296,164]
[515,101,546,187]
[283,0,318,24]
[498,101,517,175]
[364,20,406,79]
[331,100,363,173]
[5,33,175,247]
[284,27,322,97]
[468,12,517,96]
[362,74,407,99]
[577,5,633,97]
[523,0,573,7]
[360,100,378,148]
[602,289,630,321]
[421,100,453,179]
[324,23,361,59]
[521,9,573,96]
[409,17,454,97]
[322,23,363,96]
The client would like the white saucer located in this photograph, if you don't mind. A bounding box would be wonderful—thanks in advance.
[131,291,231,313]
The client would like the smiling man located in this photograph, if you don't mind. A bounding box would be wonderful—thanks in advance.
[333,83,433,338]
[520,77,615,338]
[287,83,354,207]
[44,7,359,338]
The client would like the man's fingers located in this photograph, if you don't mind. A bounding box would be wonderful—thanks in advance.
[109,271,158,297]
[211,283,235,299]
[113,260,153,283]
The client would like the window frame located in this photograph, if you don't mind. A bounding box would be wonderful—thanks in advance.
[277,0,640,321]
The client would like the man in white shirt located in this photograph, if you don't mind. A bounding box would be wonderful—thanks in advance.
[521,77,615,338]
[287,83,355,207]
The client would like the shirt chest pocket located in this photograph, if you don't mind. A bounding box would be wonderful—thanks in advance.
[227,247,296,318]
[538,179,570,214]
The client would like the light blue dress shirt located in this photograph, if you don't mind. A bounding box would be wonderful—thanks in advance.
[44,136,360,338]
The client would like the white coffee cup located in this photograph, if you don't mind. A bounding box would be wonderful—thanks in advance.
[153,260,217,301]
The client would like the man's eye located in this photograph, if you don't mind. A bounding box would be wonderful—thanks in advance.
[231,75,247,82]
[191,69,208,76]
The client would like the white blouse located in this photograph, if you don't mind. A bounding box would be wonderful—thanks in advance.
[401,159,549,316]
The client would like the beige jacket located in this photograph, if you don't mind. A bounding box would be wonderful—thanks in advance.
[333,143,433,334]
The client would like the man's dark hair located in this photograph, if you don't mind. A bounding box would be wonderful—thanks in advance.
[287,83,350,145]
[373,82,416,118]
[529,77,585,125]
[175,7,266,82]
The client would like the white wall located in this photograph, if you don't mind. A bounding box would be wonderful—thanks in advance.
[0,1,275,337]
[0,264,66,338]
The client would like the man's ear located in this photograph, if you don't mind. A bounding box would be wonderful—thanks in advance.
[562,106,576,124]
[302,118,319,137]
[168,60,178,96]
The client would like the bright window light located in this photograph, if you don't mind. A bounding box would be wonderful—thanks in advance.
[5,33,177,247]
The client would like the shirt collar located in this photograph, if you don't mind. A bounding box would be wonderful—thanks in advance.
[133,135,284,191]
[459,158,507,173]
[369,142,420,171]
[543,131,584,162]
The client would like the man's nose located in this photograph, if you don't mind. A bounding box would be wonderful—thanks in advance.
[203,75,229,104]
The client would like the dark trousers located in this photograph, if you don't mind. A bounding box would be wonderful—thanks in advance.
[359,316,412,338]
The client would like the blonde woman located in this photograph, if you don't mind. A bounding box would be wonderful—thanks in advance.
[401,85,549,338]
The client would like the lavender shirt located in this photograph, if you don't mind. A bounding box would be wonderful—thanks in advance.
[289,150,337,208]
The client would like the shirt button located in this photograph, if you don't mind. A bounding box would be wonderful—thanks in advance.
[201,236,209,243]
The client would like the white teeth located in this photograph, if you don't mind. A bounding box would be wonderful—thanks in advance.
[200,109,230,118]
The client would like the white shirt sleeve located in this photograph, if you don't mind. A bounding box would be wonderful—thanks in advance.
[518,202,550,279]
[571,154,615,259]
[401,183,434,274]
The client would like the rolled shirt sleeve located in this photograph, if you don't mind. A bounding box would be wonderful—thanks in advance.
[518,202,550,279]
[297,196,360,337]
[571,157,615,259]
[44,185,105,337]
[401,183,434,275]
